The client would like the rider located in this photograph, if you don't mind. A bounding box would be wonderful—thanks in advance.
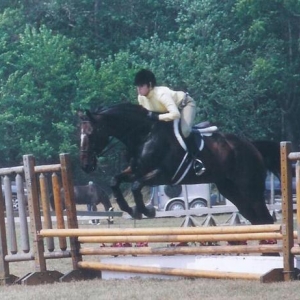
[134,69,205,176]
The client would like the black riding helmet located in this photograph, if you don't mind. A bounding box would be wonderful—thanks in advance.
[134,69,157,87]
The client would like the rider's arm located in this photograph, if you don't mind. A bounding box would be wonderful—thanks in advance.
[157,93,180,121]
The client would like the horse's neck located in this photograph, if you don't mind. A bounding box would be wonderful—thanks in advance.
[109,119,151,149]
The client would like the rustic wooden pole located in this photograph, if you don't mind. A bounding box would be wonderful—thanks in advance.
[77,232,282,244]
[80,244,282,256]
[0,182,13,285]
[280,142,295,281]
[296,161,300,245]
[59,153,82,270]
[39,174,54,252]
[39,224,281,237]
[23,154,47,272]
[16,174,30,253]
[52,173,67,251]
[78,261,262,281]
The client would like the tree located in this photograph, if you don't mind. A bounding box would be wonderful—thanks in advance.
[235,0,300,148]
[2,0,179,59]
[129,0,299,146]
[0,25,78,165]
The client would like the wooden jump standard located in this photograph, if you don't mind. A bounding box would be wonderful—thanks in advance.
[0,153,122,285]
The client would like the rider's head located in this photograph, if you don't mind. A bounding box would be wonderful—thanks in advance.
[134,69,157,88]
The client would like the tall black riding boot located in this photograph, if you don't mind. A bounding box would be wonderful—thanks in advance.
[185,134,206,176]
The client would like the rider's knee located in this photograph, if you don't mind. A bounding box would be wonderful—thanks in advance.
[181,125,191,138]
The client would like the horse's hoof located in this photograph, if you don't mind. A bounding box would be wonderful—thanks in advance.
[131,206,143,219]
[145,205,156,218]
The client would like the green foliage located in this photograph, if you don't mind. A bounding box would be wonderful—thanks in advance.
[0,0,299,183]
[0,24,78,163]
[74,51,138,112]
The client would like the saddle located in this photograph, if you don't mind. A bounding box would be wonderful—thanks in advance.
[192,121,218,150]
[194,121,218,134]
[194,120,211,129]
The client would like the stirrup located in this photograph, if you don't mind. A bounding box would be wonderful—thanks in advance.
[193,159,205,176]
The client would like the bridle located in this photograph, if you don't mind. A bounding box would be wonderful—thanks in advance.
[80,120,116,159]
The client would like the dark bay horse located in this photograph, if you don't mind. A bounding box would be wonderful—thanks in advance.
[50,182,114,224]
[78,103,280,225]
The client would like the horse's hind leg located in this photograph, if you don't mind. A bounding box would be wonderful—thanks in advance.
[217,180,274,225]
[247,200,274,225]
[131,180,156,218]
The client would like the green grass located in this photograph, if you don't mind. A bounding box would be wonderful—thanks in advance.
[1,276,300,300]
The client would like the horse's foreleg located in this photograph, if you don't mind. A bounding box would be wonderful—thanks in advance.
[131,180,156,218]
[110,167,158,219]
[110,173,134,217]
[101,195,114,224]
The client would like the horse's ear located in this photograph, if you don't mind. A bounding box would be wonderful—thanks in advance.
[77,110,88,121]
[77,109,94,121]
[77,110,84,118]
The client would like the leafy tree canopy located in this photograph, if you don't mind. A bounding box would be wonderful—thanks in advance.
[0,1,299,185]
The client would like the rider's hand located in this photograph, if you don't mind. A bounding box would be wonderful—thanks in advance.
[147,111,160,121]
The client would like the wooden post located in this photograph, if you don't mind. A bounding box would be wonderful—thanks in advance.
[59,154,82,269]
[23,154,47,273]
[280,142,295,281]
[0,182,18,284]
[20,155,64,284]
[39,174,54,252]
[296,161,300,245]
[52,173,67,251]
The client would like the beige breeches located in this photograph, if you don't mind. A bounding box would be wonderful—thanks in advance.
[180,95,196,138]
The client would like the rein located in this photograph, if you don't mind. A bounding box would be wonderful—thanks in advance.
[95,137,117,157]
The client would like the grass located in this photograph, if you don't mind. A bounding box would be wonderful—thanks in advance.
[1,276,300,300]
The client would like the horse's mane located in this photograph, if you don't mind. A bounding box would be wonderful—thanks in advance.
[94,102,147,117]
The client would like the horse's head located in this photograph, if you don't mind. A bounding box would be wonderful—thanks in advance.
[78,110,110,173]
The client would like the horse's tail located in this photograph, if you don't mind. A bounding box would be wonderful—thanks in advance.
[252,140,281,179]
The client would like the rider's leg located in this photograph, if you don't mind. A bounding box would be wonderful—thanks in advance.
[185,133,206,176]
[181,96,205,176]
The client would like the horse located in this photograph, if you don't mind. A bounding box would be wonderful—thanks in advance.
[50,182,114,224]
[78,102,280,226]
